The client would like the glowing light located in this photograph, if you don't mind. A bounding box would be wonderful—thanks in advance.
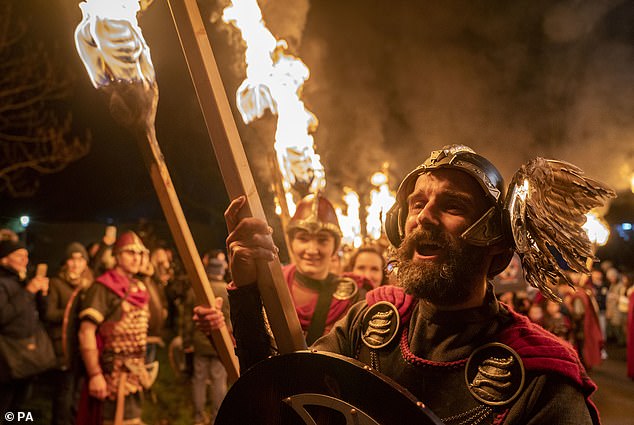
[74,0,155,89]
[19,216,30,228]
[370,170,388,186]
[583,212,610,246]
[366,167,396,240]
[518,179,530,201]
[336,188,362,248]
[222,0,325,202]
[631,174,634,194]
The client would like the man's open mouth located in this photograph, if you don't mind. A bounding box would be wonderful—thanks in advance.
[415,241,444,257]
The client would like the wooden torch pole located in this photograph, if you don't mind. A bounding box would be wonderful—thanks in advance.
[166,0,307,354]
[109,82,240,382]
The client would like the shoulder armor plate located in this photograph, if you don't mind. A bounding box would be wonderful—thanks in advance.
[465,342,525,406]
[333,277,359,301]
[361,301,400,350]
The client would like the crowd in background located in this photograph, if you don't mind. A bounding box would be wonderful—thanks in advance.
[1,224,633,424]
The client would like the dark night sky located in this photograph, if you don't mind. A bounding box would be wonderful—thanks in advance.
[2,0,634,257]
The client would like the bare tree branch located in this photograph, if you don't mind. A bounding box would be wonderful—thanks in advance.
[0,1,91,197]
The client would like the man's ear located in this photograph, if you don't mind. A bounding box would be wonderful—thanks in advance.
[487,245,514,278]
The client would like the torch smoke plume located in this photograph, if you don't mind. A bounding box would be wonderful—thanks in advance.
[213,0,634,195]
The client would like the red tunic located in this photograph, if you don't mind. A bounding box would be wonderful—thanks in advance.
[627,291,634,379]
[572,287,603,370]
[283,264,368,336]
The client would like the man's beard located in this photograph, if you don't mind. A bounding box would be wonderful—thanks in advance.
[395,227,488,306]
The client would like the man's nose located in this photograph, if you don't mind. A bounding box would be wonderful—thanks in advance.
[416,203,439,227]
[306,240,320,253]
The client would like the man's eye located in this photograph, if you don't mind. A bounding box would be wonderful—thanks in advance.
[445,202,466,213]
[409,201,424,211]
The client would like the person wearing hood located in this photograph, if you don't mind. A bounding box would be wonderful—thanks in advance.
[45,242,93,425]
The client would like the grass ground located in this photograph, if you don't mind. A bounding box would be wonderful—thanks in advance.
[22,342,196,424]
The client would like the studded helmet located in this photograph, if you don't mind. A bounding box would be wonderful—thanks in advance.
[287,193,343,249]
[112,231,148,255]
[384,145,513,277]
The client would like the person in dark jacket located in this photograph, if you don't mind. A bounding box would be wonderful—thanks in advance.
[44,242,93,425]
[184,254,231,425]
[0,238,49,415]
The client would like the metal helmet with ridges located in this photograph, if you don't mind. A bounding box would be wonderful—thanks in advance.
[384,145,513,276]
[112,231,148,255]
[287,193,343,249]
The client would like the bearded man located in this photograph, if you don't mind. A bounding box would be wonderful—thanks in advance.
[200,145,609,424]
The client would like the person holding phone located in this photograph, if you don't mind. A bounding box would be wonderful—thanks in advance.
[0,238,50,414]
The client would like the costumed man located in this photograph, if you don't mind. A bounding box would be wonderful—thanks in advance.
[200,145,613,424]
[77,231,151,425]
[259,193,371,344]
[627,273,634,380]
[44,242,93,425]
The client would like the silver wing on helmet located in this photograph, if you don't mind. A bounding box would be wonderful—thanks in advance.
[503,158,616,301]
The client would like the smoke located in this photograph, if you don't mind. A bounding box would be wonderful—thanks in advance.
[212,0,634,203]
[297,0,633,197]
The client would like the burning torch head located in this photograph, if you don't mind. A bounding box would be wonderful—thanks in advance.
[385,144,513,277]
[74,0,155,89]
[287,193,343,251]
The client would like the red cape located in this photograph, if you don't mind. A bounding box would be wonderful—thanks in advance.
[365,287,600,424]
[572,287,604,370]
[96,268,149,307]
[627,291,634,379]
[283,264,367,330]
[498,308,600,425]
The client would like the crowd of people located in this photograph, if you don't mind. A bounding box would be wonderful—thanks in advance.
[0,226,232,424]
[0,214,397,425]
[499,266,634,373]
[0,145,632,424]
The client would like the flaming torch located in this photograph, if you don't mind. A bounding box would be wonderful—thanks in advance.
[583,211,610,247]
[582,210,610,270]
[336,188,362,248]
[74,0,239,380]
[367,164,396,241]
[221,0,325,216]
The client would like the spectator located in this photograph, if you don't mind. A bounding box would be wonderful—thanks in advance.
[0,239,51,415]
[564,274,603,370]
[543,300,573,344]
[527,303,544,327]
[346,246,387,288]
[139,248,168,364]
[590,269,609,341]
[627,272,634,380]
[185,252,231,425]
[617,273,633,347]
[44,242,93,425]
[606,268,624,344]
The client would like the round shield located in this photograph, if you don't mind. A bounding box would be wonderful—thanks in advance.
[216,350,442,425]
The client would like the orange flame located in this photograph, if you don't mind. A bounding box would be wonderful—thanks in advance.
[367,164,396,240]
[74,0,154,89]
[336,188,362,248]
[223,0,324,210]
[583,211,610,246]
